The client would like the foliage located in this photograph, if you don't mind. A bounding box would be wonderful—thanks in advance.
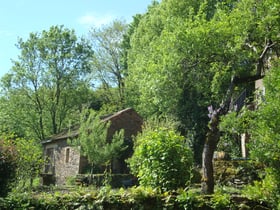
[125,0,275,163]
[249,60,280,168]
[0,185,271,210]
[89,19,128,109]
[74,109,125,175]
[219,109,256,157]
[244,60,280,208]
[128,122,193,191]
[0,135,17,197]
[0,25,94,140]
[243,168,279,209]
[14,137,44,189]
[208,187,231,210]
[0,134,44,196]
[125,0,279,194]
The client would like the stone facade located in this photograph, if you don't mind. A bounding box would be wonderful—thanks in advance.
[41,108,142,185]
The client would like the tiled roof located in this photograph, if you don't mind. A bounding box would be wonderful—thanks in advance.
[42,108,141,145]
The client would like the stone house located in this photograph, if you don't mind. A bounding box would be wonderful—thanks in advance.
[41,108,143,185]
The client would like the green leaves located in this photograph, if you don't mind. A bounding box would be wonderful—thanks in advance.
[76,109,125,169]
[89,20,128,109]
[128,125,193,191]
[249,60,280,167]
[14,137,44,188]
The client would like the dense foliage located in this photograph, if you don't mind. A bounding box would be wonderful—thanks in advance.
[128,125,193,191]
[0,185,270,210]
[14,137,44,189]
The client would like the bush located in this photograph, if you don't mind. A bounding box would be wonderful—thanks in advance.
[242,168,279,209]
[0,138,17,197]
[128,126,193,191]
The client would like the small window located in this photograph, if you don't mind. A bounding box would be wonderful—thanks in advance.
[65,148,70,163]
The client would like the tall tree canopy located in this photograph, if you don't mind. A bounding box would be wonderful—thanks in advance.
[0,25,94,140]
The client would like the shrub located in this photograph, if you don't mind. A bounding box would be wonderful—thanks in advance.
[0,138,17,197]
[242,168,279,209]
[128,126,193,191]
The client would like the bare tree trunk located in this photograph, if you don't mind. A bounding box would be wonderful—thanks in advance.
[201,111,220,194]
[201,79,234,194]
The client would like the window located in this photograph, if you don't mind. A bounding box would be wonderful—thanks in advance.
[65,148,70,163]
[45,148,54,174]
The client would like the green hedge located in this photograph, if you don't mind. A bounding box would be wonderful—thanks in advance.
[0,186,270,210]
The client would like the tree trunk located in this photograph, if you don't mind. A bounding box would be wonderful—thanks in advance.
[90,162,94,184]
[201,78,234,194]
[201,111,220,194]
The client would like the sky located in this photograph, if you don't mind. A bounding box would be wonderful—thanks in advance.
[0,0,153,78]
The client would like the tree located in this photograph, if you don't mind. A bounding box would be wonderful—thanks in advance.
[128,121,193,191]
[126,0,234,162]
[75,109,125,182]
[89,20,128,109]
[0,25,94,140]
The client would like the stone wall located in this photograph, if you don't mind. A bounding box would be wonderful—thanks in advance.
[54,140,81,185]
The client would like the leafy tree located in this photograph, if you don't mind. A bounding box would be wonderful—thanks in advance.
[89,20,128,109]
[126,0,235,162]
[74,109,125,182]
[0,25,94,140]
[128,121,193,191]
